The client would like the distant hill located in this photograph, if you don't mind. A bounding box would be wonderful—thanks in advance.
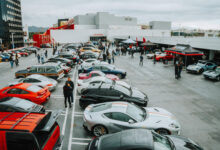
[28,26,48,33]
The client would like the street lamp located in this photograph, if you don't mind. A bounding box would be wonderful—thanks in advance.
[11,32,15,49]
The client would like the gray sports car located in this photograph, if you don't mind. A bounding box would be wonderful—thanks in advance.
[83,101,181,137]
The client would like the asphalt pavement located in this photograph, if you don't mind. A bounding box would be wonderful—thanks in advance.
[0,50,220,150]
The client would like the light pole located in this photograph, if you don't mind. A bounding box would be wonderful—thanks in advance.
[11,33,15,50]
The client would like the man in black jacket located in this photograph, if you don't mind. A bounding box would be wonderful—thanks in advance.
[63,82,72,108]
[66,77,74,103]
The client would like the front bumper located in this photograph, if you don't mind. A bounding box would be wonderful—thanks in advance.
[186,69,200,74]
[203,74,217,80]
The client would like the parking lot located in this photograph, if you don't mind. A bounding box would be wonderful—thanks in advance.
[0,48,220,150]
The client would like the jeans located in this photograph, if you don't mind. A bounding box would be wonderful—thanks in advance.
[70,92,73,102]
[64,96,71,108]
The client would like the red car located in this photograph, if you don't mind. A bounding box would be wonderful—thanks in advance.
[156,53,174,61]
[0,83,50,104]
[79,70,119,80]
[14,50,29,57]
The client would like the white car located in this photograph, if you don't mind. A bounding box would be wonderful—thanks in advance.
[146,52,161,59]
[77,76,131,94]
[81,59,108,69]
[9,74,57,91]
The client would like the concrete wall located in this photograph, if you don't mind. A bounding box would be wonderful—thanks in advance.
[74,14,96,25]
[149,21,171,30]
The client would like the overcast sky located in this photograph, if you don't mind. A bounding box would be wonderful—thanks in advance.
[21,0,220,29]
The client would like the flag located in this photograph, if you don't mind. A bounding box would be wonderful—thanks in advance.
[143,37,146,43]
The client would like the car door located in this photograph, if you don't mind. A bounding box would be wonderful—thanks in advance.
[104,112,136,133]
[101,66,110,74]
[27,67,38,76]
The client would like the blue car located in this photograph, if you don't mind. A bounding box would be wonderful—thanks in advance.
[186,60,217,74]
[0,54,10,62]
[79,64,126,79]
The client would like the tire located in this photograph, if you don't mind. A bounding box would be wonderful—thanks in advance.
[117,74,122,79]
[199,69,204,74]
[17,76,25,79]
[92,125,108,137]
[79,102,88,109]
[217,76,220,81]
[155,128,170,135]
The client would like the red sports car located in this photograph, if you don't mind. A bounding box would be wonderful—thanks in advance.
[79,70,119,81]
[0,83,51,104]
[156,53,174,61]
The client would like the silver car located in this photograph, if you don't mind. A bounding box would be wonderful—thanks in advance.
[83,101,181,137]
[9,74,57,91]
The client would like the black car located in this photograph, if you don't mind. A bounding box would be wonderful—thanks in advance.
[0,97,45,113]
[86,129,204,150]
[79,83,148,108]
[80,52,98,60]
[47,57,74,68]
[56,53,77,63]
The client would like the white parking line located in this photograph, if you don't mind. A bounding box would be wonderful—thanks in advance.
[68,66,78,150]
[72,137,91,141]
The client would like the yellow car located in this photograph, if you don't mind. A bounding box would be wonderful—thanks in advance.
[80,47,101,53]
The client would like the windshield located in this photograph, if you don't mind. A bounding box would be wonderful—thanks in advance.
[27,85,42,92]
[197,63,205,67]
[153,132,173,150]
[126,103,146,122]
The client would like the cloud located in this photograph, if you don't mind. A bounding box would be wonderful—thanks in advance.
[21,0,220,29]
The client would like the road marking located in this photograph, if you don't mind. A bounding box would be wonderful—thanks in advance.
[74,114,83,117]
[71,142,88,145]
[75,112,83,115]
[68,66,78,150]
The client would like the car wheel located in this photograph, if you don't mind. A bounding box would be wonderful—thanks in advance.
[155,128,170,135]
[79,102,87,109]
[217,76,220,81]
[117,74,122,79]
[92,125,108,137]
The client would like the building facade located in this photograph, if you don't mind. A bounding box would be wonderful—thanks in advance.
[0,0,23,49]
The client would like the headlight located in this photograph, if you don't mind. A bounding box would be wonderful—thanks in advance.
[169,123,179,129]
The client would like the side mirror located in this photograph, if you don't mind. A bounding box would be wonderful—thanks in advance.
[128,119,134,124]
[120,95,124,99]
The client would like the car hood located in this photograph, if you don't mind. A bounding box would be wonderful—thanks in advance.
[168,135,204,150]
[131,89,146,100]
[116,81,131,89]
[203,70,219,76]
[143,107,179,126]
[187,65,201,70]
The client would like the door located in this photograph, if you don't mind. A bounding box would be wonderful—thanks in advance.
[104,112,136,133]
[101,66,110,74]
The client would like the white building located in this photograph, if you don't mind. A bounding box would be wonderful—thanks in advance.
[51,12,171,43]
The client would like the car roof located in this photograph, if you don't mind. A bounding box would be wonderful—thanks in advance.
[99,129,153,150]
[11,83,31,89]
[0,97,35,108]
[100,102,129,113]
[0,112,46,132]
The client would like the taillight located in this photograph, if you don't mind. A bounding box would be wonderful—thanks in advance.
[82,96,86,98]
[78,83,81,86]
[47,84,53,86]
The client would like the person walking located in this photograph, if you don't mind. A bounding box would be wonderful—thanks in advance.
[153,54,156,64]
[37,53,40,63]
[66,77,74,103]
[174,57,179,79]
[9,54,14,68]
[41,54,44,64]
[15,53,19,66]
[139,54,143,66]
[177,57,183,79]
[112,51,115,64]
[63,82,72,108]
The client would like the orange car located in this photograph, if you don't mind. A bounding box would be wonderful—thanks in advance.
[80,47,101,53]
[0,83,50,104]
[0,111,62,150]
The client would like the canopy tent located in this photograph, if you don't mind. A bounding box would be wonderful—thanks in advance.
[121,39,136,44]
[141,40,156,46]
[165,44,204,56]
[165,44,204,67]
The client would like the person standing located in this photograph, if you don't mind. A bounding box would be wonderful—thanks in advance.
[15,53,19,66]
[37,53,40,63]
[63,82,72,108]
[66,77,74,103]
[153,54,156,64]
[174,57,179,79]
[45,49,48,58]
[112,51,115,64]
[41,54,44,64]
[139,54,143,66]
[9,54,14,68]
[107,51,111,64]
[177,58,183,79]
